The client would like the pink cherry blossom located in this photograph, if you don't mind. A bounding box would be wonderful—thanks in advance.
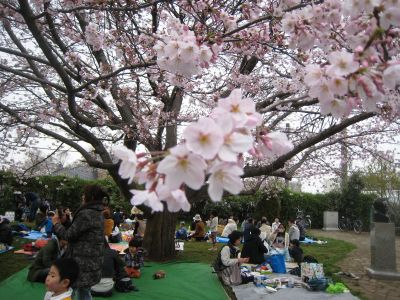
[309,79,334,101]
[157,184,191,212]
[383,63,400,89]
[114,145,137,184]
[328,76,348,96]
[380,6,400,30]
[214,89,261,128]
[157,144,207,190]
[327,50,359,76]
[130,189,163,212]
[207,162,244,202]
[183,117,224,160]
[304,64,324,87]
[319,98,351,118]
[258,132,294,157]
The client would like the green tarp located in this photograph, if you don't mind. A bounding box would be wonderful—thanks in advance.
[0,262,228,300]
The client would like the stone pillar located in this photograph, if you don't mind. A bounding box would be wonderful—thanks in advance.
[366,222,400,280]
[322,211,338,231]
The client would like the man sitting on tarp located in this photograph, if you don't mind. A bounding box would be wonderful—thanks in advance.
[27,234,67,283]
[91,242,138,296]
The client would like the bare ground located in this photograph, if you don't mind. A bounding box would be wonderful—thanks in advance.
[311,230,400,300]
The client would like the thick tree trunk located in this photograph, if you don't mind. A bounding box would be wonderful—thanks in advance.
[143,206,178,261]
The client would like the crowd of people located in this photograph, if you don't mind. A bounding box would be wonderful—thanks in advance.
[175,213,308,286]
[23,185,144,300]
[6,185,312,298]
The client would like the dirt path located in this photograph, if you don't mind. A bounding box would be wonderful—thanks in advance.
[311,230,400,300]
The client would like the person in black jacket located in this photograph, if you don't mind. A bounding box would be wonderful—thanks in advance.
[90,242,138,296]
[52,185,106,300]
[241,227,268,264]
[288,239,304,266]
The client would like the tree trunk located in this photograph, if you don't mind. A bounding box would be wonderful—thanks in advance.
[143,206,178,261]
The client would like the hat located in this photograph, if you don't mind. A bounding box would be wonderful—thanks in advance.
[131,206,143,215]
[193,214,202,221]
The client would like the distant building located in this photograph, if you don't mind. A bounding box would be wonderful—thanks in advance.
[288,180,302,192]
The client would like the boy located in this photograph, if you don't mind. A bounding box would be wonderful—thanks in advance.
[124,239,144,278]
[44,258,79,300]
[175,221,188,240]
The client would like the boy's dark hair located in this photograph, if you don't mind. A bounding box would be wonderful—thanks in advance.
[261,217,267,224]
[251,227,261,236]
[129,238,142,248]
[52,258,79,287]
[290,239,300,247]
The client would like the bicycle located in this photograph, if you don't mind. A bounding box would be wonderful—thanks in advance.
[296,207,312,229]
[338,216,363,234]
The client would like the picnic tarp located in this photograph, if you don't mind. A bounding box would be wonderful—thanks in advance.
[0,246,14,254]
[19,231,46,240]
[0,261,228,300]
[233,283,359,300]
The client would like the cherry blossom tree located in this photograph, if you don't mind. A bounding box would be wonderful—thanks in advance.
[0,0,399,259]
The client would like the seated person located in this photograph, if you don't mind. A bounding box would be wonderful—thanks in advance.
[124,239,144,278]
[28,235,68,283]
[288,239,303,266]
[288,219,300,241]
[221,218,238,237]
[134,214,146,237]
[0,217,13,246]
[296,219,306,241]
[259,217,272,241]
[175,221,188,240]
[188,214,205,241]
[35,206,48,230]
[59,208,72,229]
[44,258,79,300]
[268,223,290,260]
[38,211,55,238]
[109,223,122,243]
[214,231,249,286]
[241,228,268,265]
[103,208,114,242]
[91,243,138,296]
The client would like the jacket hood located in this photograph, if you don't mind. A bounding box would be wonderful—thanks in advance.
[227,219,235,224]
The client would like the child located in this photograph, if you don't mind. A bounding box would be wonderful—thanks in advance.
[44,258,79,300]
[175,221,188,240]
[208,211,218,251]
[39,211,55,239]
[124,239,144,278]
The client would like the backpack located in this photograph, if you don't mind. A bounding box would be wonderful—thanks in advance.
[303,255,318,263]
[212,244,238,272]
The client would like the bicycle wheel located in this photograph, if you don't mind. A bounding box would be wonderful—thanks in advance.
[338,219,347,231]
[353,220,363,234]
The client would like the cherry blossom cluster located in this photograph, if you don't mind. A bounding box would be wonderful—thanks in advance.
[154,16,219,85]
[85,23,104,51]
[281,0,400,118]
[114,89,293,212]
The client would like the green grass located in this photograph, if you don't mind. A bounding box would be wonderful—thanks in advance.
[301,237,356,276]
[1,232,356,299]
[0,236,32,282]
